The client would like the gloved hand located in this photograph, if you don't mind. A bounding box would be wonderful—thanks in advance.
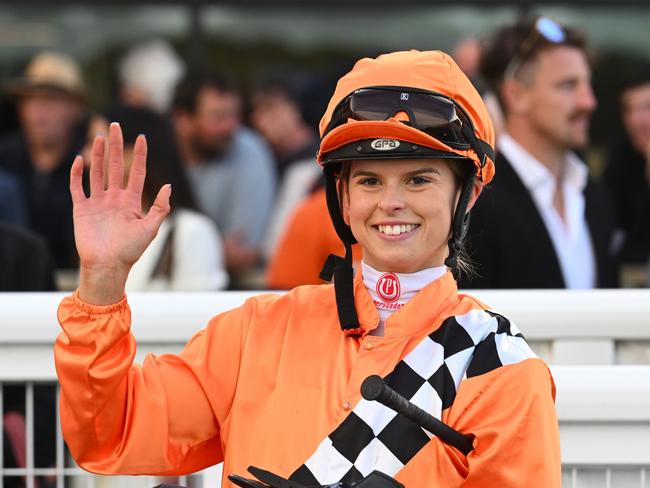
[228,466,404,488]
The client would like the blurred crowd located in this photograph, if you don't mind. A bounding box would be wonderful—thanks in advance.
[0,16,649,295]
[1,16,649,485]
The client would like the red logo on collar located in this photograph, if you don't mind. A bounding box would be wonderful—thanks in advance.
[376,273,400,303]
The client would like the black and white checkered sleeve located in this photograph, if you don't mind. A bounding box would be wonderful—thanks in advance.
[289,308,536,485]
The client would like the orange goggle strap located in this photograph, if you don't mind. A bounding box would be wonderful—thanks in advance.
[319,165,362,335]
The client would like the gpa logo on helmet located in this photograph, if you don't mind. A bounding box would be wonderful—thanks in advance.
[370,139,401,151]
[376,273,400,303]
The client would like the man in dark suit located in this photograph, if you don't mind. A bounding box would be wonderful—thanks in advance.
[464,17,618,289]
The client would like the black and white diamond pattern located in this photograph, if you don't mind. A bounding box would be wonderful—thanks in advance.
[289,308,536,485]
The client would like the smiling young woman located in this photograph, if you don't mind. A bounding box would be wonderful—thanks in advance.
[55,50,561,487]
[340,158,480,274]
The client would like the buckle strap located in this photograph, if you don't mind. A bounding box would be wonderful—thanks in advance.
[319,254,342,282]
[319,243,361,335]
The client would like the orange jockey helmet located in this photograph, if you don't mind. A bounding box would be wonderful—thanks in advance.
[316,50,496,335]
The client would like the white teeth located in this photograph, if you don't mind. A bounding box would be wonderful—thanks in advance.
[377,224,417,236]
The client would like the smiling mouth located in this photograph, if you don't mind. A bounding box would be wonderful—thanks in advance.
[375,224,419,236]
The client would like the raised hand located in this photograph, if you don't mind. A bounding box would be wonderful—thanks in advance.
[71,122,171,304]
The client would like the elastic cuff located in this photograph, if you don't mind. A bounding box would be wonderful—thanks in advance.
[72,290,128,315]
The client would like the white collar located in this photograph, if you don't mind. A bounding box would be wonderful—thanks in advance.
[361,261,449,335]
[361,261,447,310]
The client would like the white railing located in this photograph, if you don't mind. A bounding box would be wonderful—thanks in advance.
[3,289,649,369]
[2,290,650,487]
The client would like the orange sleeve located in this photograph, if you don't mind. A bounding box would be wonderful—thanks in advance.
[54,292,248,475]
[266,190,339,289]
[266,190,362,289]
[456,358,561,487]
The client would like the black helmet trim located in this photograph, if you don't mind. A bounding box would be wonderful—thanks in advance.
[321,139,470,164]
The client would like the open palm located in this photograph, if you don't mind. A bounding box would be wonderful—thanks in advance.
[70,123,170,299]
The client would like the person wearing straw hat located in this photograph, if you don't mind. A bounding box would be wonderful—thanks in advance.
[0,51,86,269]
[55,50,560,487]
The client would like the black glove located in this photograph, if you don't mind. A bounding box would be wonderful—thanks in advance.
[228,466,404,488]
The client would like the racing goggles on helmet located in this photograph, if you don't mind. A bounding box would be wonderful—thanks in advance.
[323,86,474,150]
[321,86,494,175]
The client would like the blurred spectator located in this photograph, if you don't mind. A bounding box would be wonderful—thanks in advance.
[452,37,505,139]
[2,222,56,488]
[481,90,505,140]
[0,51,86,269]
[0,54,62,476]
[250,72,321,180]
[3,382,57,488]
[603,63,650,268]
[118,39,185,114]
[84,105,228,291]
[266,187,362,289]
[465,17,618,289]
[0,169,27,225]
[0,92,19,136]
[249,72,323,259]
[0,222,55,291]
[452,37,483,80]
[171,72,276,283]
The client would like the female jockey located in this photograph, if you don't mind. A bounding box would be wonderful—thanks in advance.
[56,50,560,487]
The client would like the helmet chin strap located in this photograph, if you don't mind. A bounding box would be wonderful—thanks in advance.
[320,164,362,335]
[444,171,476,282]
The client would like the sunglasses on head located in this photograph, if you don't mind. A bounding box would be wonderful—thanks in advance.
[504,17,567,80]
[323,86,474,150]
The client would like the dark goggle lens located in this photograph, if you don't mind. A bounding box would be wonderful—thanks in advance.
[329,88,470,149]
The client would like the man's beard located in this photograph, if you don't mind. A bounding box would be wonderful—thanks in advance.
[191,134,232,161]
[565,110,592,149]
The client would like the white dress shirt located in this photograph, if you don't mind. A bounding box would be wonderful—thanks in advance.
[498,133,596,289]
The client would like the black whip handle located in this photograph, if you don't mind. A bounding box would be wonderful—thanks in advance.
[361,375,474,455]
